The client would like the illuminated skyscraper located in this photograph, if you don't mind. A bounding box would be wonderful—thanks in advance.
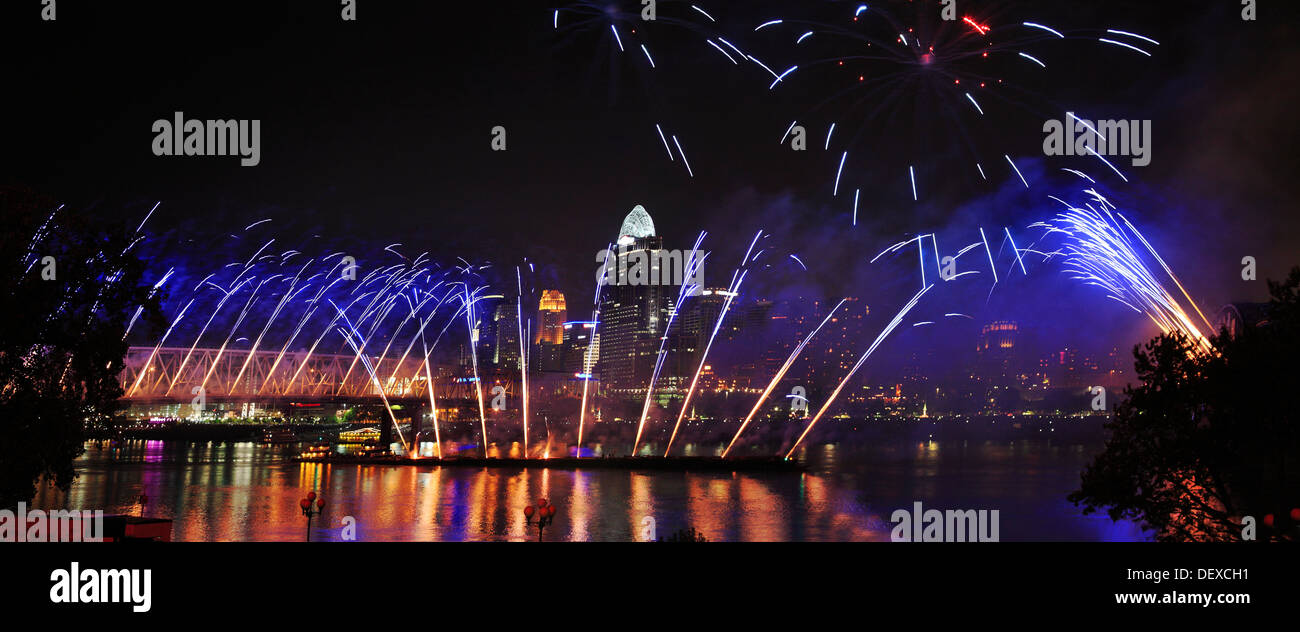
[678,287,734,371]
[598,205,675,394]
[536,290,567,344]
[562,321,599,375]
[534,290,568,372]
[493,302,520,370]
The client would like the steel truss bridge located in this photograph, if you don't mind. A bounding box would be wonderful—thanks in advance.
[119,346,505,405]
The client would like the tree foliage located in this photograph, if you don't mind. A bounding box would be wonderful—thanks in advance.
[0,188,162,507]
[1071,267,1300,541]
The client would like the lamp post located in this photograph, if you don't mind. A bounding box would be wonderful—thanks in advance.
[299,491,325,542]
[523,498,558,542]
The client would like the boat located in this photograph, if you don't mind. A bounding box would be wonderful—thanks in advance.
[261,426,298,445]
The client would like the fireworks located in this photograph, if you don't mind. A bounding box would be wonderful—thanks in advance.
[576,244,614,457]
[745,2,1159,202]
[784,284,933,459]
[98,162,1221,467]
[722,298,846,458]
[461,281,491,456]
[36,4,1200,466]
[334,306,409,453]
[631,232,706,456]
[108,214,527,456]
[1030,188,1214,353]
[516,266,532,457]
[92,184,1217,466]
[661,276,740,456]
[662,230,776,457]
[552,1,733,179]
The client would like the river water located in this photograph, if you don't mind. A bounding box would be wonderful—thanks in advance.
[31,438,1148,542]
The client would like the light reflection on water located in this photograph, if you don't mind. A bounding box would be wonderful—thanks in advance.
[31,439,1148,542]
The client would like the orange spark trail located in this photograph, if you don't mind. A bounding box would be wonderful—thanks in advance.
[421,331,442,459]
[664,282,743,457]
[722,299,847,458]
[632,239,705,456]
[785,286,931,460]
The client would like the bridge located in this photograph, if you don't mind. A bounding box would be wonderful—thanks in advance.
[119,346,501,405]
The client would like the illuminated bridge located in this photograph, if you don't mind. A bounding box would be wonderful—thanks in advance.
[119,346,497,406]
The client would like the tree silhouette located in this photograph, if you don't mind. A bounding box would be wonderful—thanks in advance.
[1070,267,1300,541]
[0,188,162,507]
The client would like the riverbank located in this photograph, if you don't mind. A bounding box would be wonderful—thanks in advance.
[107,422,343,443]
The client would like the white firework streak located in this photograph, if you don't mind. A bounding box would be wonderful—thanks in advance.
[723,298,849,458]
[785,285,933,459]
[632,233,707,455]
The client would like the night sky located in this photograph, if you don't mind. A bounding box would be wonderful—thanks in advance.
[4,0,1298,367]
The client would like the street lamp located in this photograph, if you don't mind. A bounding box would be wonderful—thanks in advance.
[523,498,558,541]
[299,491,325,542]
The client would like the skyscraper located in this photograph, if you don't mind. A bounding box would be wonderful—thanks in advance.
[536,290,567,344]
[678,287,734,372]
[535,290,568,372]
[597,205,676,395]
[562,321,599,375]
[493,302,521,371]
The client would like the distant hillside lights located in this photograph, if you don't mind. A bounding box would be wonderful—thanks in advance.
[152,112,261,166]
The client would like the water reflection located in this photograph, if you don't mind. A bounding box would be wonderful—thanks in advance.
[31,439,1148,542]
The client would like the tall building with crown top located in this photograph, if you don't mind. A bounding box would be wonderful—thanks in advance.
[597,205,678,395]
